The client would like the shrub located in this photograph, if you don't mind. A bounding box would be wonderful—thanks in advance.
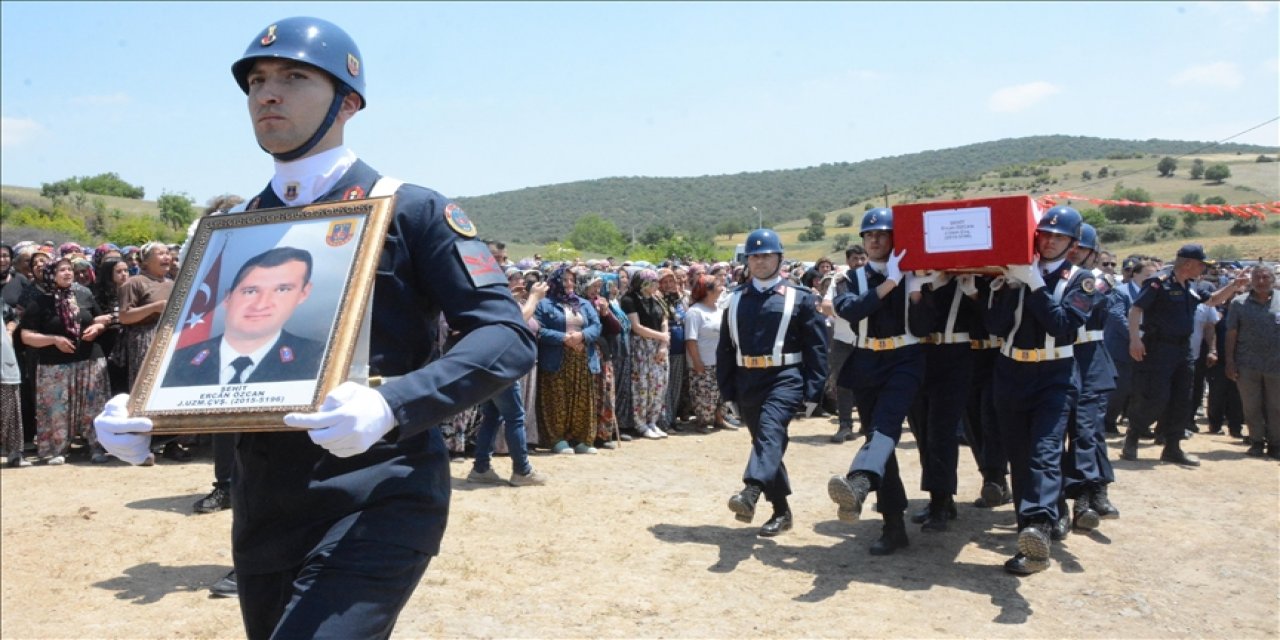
[1156,213,1177,232]
[1099,226,1128,244]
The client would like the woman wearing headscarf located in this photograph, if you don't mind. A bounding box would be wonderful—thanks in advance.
[582,271,622,449]
[93,258,131,395]
[685,274,732,433]
[620,268,669,439]
[612,268,636,437]
[117,241,173,388]
[19,257,112,464]
[658,268,690,430]
[534,264,602,454]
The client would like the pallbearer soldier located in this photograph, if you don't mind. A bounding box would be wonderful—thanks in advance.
[985,205,1096,575]
[718,228,829,537]
[1062,223,1120,531]
[827,208,935,555]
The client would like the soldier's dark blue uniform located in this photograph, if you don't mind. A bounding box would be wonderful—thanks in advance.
[985,205,1095,575]
[907,277,978,531]
[1102,268,1143,433]
[827,208,932,554]
[963,276,1011,508]
[718,229,828,537]
[1120,262,1204,465]
[1062,225,1119,530]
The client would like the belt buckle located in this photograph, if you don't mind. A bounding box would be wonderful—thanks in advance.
[744,355,767,368]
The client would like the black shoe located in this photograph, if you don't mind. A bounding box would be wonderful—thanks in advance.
[1228,427,1244,439]
[1268,446,1280,461]
[1018,524,1052,562]
[1137,428,1156,441]
[193,486,231,514]
[977,481,1011,508]
[869,515,909,556]
[758,510,793,537]
[1091,484,1120,520]
[163,441,193,461]
[1072,496,1100,532]
[1120,436,1138,461]
[728,485,762,523]
[1051,512,1071,541]
[209,570,238,598]
[920,498,956,533]
[1206,426,1222,435]
[1154,434,1165,446]
[830,427,853,444]
[1246,442,1266,457]
[1160,448,1200,467]
[1004,552,1051,576]
[827,473,872,523]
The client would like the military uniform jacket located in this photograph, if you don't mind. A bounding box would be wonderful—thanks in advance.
[1074,281,1118,393]
[715,280,829,404]
[232,160,536,574]
[160,330,324,387]
[1132,274,1198,343]
[985,263,1095,366]
[832,265,934,388]
[1103,278,1140,364]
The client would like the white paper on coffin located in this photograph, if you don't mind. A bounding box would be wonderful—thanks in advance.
[923,207,993,254]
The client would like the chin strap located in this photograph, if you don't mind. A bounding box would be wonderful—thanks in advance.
[263,86,353,162]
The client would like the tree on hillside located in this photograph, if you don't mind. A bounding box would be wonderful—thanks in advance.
[1181,193,1201,205]
[1157,156,1177,177]
[1101,184,1154,223]
[1081,170,1093,181]
[798,223,825,242]
[832,233,852,251]
[806,211,825,226]
[836,212,855,227]
[714,218,748,239]
[157,192,196,230]
[1203,196,1227,205]
[1189,159,1205,180]
[567,213,625,254]
[639,224,675,247]
[1204,164,1230,184]
[1097,166,1109,178]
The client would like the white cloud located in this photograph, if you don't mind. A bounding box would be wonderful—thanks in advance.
[987,81,1062,113]
[70,92,131,106]
[1169,62,1244,89]
[1,116,44,148]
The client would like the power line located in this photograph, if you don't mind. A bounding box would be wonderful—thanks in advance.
[1058,115,1280,196]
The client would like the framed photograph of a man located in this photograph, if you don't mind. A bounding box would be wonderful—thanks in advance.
[129,197,393,433]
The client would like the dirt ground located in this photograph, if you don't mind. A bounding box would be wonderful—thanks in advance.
[2,413,1278,639]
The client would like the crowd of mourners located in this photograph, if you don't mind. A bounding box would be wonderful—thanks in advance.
[1,235,1276,500]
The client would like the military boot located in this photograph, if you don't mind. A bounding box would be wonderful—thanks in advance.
[1120,430,1139,461]
[1160,443,1200,467]
[728,484,762,523]
[1091,483,1119,519]
[1072,492,1100,532]
[827,472,872,522]
[869,512,910,556]
[920,495,956,533]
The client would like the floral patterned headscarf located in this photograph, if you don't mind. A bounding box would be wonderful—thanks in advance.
[42,258,80,339]
[547,263,583,307]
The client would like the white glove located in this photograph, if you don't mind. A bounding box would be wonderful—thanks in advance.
[906,272,926,294]
[93,394,154,465]
[989,275,1008,291]
[804,402,819,417]
[885,249,906,284]
[284,381,396,458]
[1005,258,1046,291]
[957,274,979,296]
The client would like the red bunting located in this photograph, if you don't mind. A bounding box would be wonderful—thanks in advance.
[1035,192,1280,220]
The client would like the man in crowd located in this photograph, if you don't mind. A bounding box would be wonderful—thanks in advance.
[1224,264,1280,458]
[820,244,866,443]
[96,17,535,638]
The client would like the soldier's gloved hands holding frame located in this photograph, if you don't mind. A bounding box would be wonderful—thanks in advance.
[286,381,396,457]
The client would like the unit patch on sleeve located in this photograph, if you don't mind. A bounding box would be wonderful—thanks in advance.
[455,240,508,288]
[444,203,477,238]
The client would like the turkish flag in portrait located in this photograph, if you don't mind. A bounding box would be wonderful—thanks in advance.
[175,248,223,350]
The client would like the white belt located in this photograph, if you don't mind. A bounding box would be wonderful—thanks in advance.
[857,335,919,352]
[737,353,802,368]
[1076,329,1104,343]
[368,375,403,388]
[922,332,971,345]
[1001,346,1074,363]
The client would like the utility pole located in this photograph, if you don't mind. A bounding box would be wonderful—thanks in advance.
[882,185,890,207]
[752,205,760,228]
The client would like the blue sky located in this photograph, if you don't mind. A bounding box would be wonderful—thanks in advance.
[2,1,1277,206]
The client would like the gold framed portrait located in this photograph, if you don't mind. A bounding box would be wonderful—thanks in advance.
[128,197,393,434]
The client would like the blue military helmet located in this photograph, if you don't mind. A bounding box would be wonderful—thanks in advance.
[232,17,366,162]
[860,207,893,235]
[1077,222,1098,252]
[1037,205,1083,241]
[744,228,784,255]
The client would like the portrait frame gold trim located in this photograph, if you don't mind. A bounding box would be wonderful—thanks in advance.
[128,197,394,434]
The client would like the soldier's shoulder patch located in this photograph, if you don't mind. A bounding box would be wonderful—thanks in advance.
[444,203,477,238]
[455,240,507,288]
[1080,276,1096,294]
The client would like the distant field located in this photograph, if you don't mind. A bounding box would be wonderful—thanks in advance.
[1,184,160,218]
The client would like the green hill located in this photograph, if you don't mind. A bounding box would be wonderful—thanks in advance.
[458,135,1276,244]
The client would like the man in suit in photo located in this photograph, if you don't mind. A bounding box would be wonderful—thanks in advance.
[163,246,324,387]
